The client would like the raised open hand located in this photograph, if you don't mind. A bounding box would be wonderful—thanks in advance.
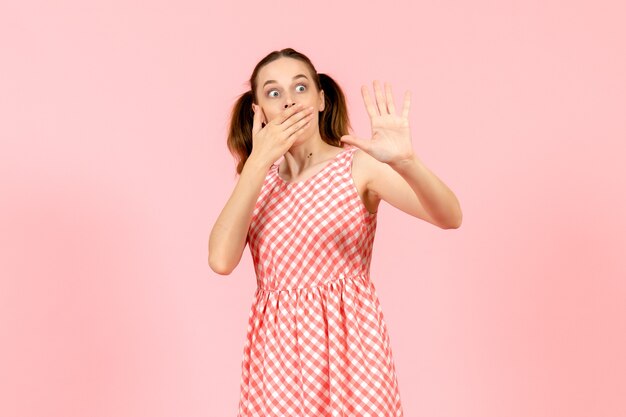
[340,80,415,165]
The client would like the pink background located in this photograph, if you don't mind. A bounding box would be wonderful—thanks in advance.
[1,1,625,416]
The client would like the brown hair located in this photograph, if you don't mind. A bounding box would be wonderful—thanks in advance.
[226,47,353,174]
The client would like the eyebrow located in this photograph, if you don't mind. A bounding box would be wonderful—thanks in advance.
[263,74,309,88]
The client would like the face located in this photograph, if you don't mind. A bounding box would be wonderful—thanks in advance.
[255,57,324,127]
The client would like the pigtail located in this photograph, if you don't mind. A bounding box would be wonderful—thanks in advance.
[318,73,352,146]
[227,90,255,175]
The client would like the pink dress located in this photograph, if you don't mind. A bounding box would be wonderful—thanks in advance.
[237,145,404,417]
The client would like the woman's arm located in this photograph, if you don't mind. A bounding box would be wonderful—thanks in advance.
[208,156,270,275]
[210,103,315,274]
[357,149,462,229]
[341,80,462,229]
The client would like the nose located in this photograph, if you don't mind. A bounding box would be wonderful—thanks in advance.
[284,102,296,109]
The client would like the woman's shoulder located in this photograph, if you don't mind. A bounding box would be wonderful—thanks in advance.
[346,146,382,213]
[350,146,380,180]
[349,146,381,190]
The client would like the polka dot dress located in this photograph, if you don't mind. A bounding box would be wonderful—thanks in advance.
[237,145,404,417]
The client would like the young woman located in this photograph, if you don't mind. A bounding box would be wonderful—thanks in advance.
[209,47,462,417]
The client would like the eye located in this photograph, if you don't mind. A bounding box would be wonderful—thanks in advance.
[266,83,307,98]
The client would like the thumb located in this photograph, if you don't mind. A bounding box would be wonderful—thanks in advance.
[252,104,261,135]
[340,134,369,150]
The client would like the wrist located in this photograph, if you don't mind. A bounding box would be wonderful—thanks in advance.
[245,153,273,172]
[388,152,419,171]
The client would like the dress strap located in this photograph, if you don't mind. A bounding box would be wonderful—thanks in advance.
[340,145,359,170]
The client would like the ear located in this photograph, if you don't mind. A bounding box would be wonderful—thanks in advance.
[319,89,325,112]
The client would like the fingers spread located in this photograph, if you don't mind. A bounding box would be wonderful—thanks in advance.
[374,80,388,115]
[402,90,411,120]
[385,82,396,115]
[361,85,378,118]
